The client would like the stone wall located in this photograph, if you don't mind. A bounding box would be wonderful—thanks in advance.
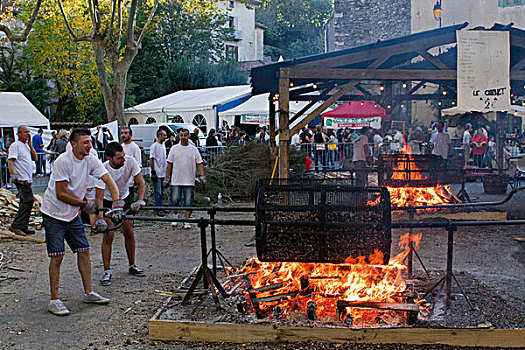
[334,0,411,50]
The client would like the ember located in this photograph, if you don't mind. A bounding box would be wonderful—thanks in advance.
[226,233,422,326]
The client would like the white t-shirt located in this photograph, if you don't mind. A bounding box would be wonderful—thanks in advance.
[373,134,383,147]
[291,134,301,150]
[41,149,108,222]
[149,142,167,177]
[96,156,140,201]
[391,131,403,151]
[463,131,472,145]
[167,144,203,186]
[122,141,142,166]
[352,135,369,162]
[431,132,451,159]
[8,140,34,183]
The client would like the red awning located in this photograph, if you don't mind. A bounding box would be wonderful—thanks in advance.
[322,101,391,120]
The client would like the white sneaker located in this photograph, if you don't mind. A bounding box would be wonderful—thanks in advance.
[83,291,110,304]
[171,213,182,228]
[48,300,70,316]
[183,222,192,229]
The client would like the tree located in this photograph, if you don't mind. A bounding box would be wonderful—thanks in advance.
[0,0,44,43]
[24,2,101,121]
[256,0,333,60]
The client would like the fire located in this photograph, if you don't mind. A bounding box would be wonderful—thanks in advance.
[227,233,421,326]
[387,152,459,207]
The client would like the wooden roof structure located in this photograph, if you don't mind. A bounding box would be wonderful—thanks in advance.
[249,22,525,177]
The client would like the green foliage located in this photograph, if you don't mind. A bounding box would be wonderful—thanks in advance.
[256,0,333,60]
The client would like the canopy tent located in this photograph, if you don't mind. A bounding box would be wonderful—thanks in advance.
[441,105,525,130]
[218,93,324,127]
[125,86,251,132]
[321,101,391,129]
[0,92,49,128]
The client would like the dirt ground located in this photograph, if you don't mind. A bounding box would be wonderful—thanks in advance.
[0,196,524,349]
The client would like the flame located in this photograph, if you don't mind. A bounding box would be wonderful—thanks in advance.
[228,233,422,325]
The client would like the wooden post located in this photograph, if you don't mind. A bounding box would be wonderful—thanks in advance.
[278,75,290,179]
[496,111,506,170]
[269,97,277,158]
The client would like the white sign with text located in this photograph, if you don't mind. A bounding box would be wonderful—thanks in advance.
[457,30,510,112]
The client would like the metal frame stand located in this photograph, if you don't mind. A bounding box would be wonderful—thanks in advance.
[207,208,234,275]
[406,206,431,279]
[182,218,228,308]
[421,225,475,309]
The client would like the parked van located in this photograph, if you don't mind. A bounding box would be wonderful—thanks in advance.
[130,123,205,150]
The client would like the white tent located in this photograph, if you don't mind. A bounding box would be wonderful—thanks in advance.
[124,86,251,132]
[0,92,50,128]
[442,105,525,129]
[218,93,324,128]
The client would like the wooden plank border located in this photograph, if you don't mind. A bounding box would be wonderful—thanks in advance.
[149,318,525,348]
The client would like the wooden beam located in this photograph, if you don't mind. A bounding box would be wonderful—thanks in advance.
[418,49,450,70]
[511,56,525,71]
[289,56,391,136]
[291,93,456,102]
[282,68,457,81]
[278,76,290,179]
[149,320,525,347]
[295,30,460,69]
[512,71,525,80]
[289,100,316,126]
[0,231,45,243]
[269,98,277,157]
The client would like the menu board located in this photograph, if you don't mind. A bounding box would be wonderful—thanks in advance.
[457,30,510,112]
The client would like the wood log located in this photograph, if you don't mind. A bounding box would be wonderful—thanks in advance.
[0,231,45,243]
[336,300,420,313]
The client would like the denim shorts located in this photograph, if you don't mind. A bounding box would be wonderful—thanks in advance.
[43,214,89,257]
[170,186,195,207]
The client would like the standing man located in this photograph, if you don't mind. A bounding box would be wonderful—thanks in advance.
[8,126,37,235]
[149,128,167,216]
[463,123,472,164]
[40,129,122,316]
[352,126,372,186]
[164,129,206,229]
[32,128,45,176]
[431,121,452,159]
[95,142,146,286]
[121,127,142,201]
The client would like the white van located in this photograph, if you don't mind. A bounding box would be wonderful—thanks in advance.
[130,123,205,149]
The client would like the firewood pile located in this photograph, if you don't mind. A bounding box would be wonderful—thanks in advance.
[0,188,43,232]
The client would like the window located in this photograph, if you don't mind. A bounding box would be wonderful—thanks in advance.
[128,117,139,127]
[228,16,235,29]
[192,114,207,134]
[499,0,525,6]
[168,115,184,123]
[229,0,234,9]
[145,117,157,124]
[226,45,238,61]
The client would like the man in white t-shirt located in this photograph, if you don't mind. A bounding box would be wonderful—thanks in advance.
[121,127,142,201]
[431,121,452,159]
[149,129,167,216]
[7,125,37,236]
[391,128,403,153]
[352,126,372,186]
[463,123,472,163]
[95,142,146,286]
[40,129,121,316]
[164,129,206,229]
[291,132,301,151]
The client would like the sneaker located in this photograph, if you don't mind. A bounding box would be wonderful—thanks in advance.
[183,222,192,229]
[48,300,70,316]
[101,271,112,286]
[171,213,182,228]
[83,291,110,304]
[129,265,145,276]
[8,226,26,236]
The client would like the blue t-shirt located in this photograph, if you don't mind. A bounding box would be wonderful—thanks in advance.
[32,134,44,152]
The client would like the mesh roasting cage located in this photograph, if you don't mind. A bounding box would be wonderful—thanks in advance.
[378,154,446,187]
[255,179,392,264]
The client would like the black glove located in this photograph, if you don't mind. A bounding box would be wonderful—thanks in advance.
[95,218,108,233]
[109,199,125,224]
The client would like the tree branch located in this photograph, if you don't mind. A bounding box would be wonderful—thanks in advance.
[0,0,43,42]
[57,0,91,42]
[137,0,159,45]
[107,0,118,41]
[86,0,98,37]
[125,0,139,46]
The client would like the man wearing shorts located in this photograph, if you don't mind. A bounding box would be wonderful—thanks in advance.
[95,142,146,286]
[40,129,122,316]
[164,129,206,229]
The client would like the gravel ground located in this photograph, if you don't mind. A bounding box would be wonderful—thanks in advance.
[0,193,524,349]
